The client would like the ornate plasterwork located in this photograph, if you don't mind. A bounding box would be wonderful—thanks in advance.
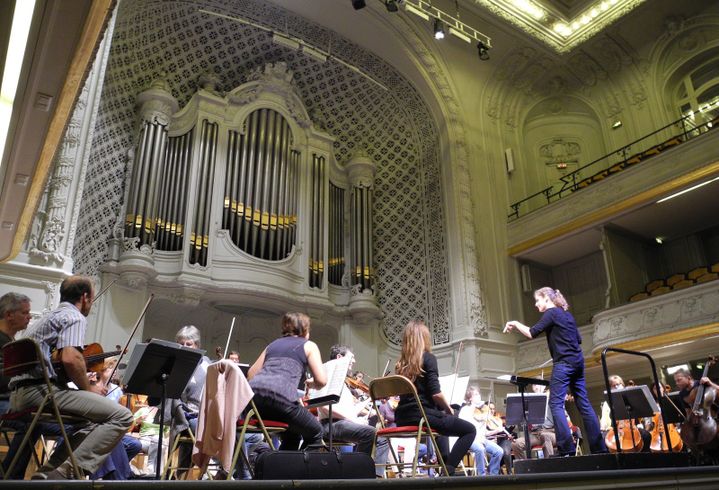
[592,281,719,352]
[472,0,647,54]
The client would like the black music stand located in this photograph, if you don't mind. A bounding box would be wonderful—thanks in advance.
[123,339,204,479]
[605,385,659,452]
[506,391,548,459]
[664,391,688,424]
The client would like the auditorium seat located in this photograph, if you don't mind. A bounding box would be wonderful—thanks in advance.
[666,273,686,287]
[649,286,671,296]
[688,267,708,280]
[696,272,719,284]
[660,137,682,150]
[671,279,694,290]
[711,263,719,274]
[629,292,649,302]
[642,145,661,157]
[645,279,665,293]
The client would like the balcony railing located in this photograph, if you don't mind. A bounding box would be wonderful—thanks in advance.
[508,109,719,222]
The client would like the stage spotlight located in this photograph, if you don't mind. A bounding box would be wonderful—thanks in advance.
[351,0,366,10]
[434,18,445,40]
[385,0,400,12]
[477,41,490,60]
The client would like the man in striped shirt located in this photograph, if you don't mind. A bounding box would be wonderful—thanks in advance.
[9,276,133,480]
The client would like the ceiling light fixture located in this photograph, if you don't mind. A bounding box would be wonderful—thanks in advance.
[477,41,490,61]
[385,0,400,12]
[400,0,491,50]
[433,18,445,40]
[612,120,622,129]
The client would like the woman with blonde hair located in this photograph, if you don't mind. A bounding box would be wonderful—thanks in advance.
[504,287,607,457]
[394,320,475,476]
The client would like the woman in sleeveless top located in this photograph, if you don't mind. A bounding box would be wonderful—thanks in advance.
[394,320,476,476]
[248,312,327,449]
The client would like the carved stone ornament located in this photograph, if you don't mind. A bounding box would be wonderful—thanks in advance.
[229,62,312,128]
[136,75,179,125]
[540,138,581,165]
[29,217,66,264]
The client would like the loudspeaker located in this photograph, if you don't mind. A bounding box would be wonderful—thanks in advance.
[505,148,515,174]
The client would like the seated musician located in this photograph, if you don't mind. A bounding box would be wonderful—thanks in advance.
[394,320,475,476]
[511,384,556,459]
[485,401,513,472]
[318,345,389,477]
[458,386,503,475]
[673,367,719,410]
[248,312,327,450]
[599,375,651,451]
[8,276,133,480]
[162,325,211,478]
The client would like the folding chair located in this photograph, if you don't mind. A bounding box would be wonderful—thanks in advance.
[369,375,449,477]
[0,338,83,479]
[227,398,288,479]
[163,422,199,480]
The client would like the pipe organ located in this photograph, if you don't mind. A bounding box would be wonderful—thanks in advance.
[114,64,380,322]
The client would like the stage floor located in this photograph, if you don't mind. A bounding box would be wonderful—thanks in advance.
[3,466,719,490]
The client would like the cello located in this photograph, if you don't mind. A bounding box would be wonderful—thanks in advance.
[605,379,643,452]
[680,356,718,447]
[649,383,683,452]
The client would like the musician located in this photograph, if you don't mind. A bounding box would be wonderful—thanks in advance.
[318,345,389,477]
[228,350,240,363]
[0,292,44,479]
[9,276,133,480]
[599,375,651,452]
[164,325,211,478]
[485,402,513,471]
[504,287,607,456]
[458,387,503,475]
[248,312,327,450]
[511,384,556,459]
[394,320,475,476]
[674,367,719,409]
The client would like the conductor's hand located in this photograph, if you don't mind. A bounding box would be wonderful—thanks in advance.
[503,321,518,333]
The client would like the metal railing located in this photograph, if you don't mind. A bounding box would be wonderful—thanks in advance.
[508,112,719,222]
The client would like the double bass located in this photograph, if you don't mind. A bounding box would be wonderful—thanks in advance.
[680,356,718,447]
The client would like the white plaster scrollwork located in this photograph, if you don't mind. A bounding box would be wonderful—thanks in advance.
[42,281,59,312]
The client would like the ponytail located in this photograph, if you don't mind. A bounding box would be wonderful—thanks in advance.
[535,286,569,311]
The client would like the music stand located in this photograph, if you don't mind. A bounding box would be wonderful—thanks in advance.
[664,391,687,424]
[605,385,659,453]
[506,391,548,459]
[123,339,204,479]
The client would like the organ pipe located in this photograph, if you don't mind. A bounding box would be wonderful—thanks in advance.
[222,108,298,261]
[346,155,376,292]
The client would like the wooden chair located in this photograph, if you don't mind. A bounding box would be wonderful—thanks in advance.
[369,375,449,477]
[0,338,83,479]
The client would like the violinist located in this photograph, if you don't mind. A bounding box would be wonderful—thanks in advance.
[511,384,556,459]
[318,345,389,477]
[485,402,513,472]
[8,276,133,480]
[600,375,651,452]
[457,387,503,475]
[228,350,240,363]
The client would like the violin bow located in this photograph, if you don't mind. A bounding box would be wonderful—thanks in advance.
[91,278,117,304]
[381,359,391,377]
[449,340,464,406]
[106,293,155,388]
[222,317,236,359]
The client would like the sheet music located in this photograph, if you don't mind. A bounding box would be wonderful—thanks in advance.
[306,355,352,407]
[438,374,470,406]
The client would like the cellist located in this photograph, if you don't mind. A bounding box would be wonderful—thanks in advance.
[673,367,719,411]
[600,375,650,452]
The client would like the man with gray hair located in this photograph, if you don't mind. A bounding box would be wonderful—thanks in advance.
[0,292,32,407]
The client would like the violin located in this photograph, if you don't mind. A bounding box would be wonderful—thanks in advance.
[51,342,121,375]
[345,376,370,395]
[680,356,718,447]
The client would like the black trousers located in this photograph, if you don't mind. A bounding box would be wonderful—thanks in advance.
[251,394,323,450]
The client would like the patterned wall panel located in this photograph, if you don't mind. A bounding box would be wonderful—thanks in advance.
[73,0,450,344]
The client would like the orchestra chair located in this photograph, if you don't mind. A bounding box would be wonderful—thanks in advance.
[0,338,83,480]
[368,375,449,477]
[162,404,209,480]
[227,399,288,479]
